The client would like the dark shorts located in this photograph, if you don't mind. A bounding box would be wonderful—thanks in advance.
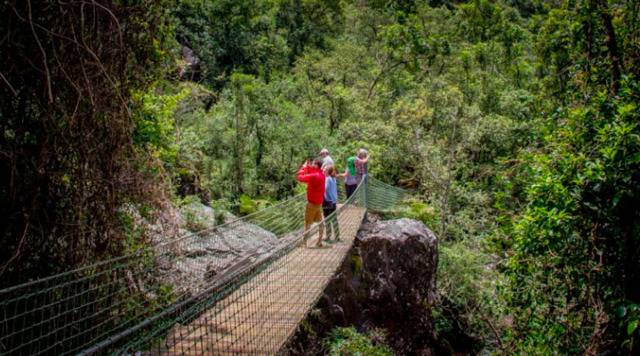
[345,184,357,199]
[322,201,336,217]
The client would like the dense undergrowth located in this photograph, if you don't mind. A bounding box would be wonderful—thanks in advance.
[324,327,393,356]
[1,0,639,353]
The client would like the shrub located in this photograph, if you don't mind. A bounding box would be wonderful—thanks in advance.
[324,327,393,356]
[435,240,505,353]
[386,198,439,228]
[238,194,272,215]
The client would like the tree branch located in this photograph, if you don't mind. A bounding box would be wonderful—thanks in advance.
[27,0,53,103]
[0,71,18,96]
[0,223,29,278]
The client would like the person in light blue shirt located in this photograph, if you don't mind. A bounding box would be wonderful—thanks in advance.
[322,166,340,242]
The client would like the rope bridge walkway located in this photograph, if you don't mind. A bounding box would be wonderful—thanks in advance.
[0,176,407,355]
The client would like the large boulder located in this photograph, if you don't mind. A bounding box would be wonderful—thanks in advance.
[288,218,438,355]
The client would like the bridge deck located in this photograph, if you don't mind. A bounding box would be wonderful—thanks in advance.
[163,205,366,355]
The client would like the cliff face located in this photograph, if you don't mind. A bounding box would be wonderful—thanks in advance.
[288,218,439,355]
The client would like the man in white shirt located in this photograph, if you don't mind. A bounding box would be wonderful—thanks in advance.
[320,148,334,170]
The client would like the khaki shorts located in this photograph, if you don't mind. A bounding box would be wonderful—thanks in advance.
[304,203,323,226]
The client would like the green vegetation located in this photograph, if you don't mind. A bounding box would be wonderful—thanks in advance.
[325,327,393,356]
[1,0,639,353]
[435,240,505,352]
[0,0,176,282]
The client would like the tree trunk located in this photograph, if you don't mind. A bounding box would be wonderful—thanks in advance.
[593,0,622,94]
[233,92,244,197]
[255,126,264,195]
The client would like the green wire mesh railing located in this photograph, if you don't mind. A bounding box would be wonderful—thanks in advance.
[366,176,408,212]
[0,176,407,355]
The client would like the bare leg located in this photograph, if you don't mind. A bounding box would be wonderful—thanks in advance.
[317,222,324,247]
[325,219,333,241]
[303,222,310,243]
[323,207,333,241]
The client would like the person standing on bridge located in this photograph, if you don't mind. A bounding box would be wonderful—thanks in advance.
[319,148,334,170]
[343,149,369,199]
[343,156,358,199]
[323,166,340,242]
[297,158,326,247]
[355,148,369,185]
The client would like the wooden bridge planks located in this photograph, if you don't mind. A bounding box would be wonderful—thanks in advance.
[162,205,366,355]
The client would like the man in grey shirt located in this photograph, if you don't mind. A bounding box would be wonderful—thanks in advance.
[320,148,334,170]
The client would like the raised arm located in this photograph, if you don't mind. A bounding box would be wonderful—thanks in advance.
[296,163,312,183]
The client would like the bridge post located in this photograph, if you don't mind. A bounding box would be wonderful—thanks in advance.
[364,173,369,220]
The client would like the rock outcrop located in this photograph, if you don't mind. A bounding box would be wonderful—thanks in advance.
[287,218,438,355]
[156,202,281,296]
[125,200,281,297]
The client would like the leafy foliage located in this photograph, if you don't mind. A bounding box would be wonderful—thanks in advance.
[435,241,505,352]
[0,0,175,285]
[503,78,640,353]
[324,327,393,356]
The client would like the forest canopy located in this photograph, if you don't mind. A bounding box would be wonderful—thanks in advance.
[1,0,639,353]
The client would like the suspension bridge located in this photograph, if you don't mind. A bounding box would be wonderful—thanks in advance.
[0,176,407,355]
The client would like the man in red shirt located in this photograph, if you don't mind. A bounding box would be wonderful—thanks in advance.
[297,158,326,247]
